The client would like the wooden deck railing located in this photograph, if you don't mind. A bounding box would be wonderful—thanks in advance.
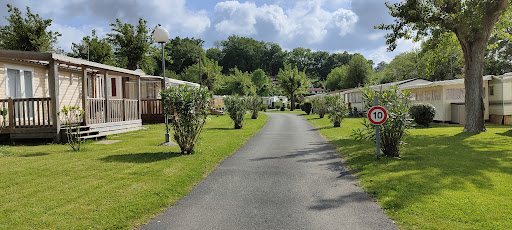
[88,98,106,124]
[87,98,139,124]
[141,99,164,124]
[0,97,52,129]
[141,99,163,116]
[124,99,138,121]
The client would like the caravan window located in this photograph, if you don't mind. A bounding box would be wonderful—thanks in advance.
[5,65,34,98]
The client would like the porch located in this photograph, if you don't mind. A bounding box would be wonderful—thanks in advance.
[0,50,144,141]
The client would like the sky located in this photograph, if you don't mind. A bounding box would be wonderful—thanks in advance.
[0,0,421,65]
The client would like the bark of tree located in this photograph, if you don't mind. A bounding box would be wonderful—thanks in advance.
[290,93,295,111]
[455,0,509,132]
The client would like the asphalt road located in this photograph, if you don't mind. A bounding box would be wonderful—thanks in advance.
[141,113,397,230]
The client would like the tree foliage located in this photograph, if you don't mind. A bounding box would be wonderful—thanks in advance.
[224,96,248,129]
[70,30,113,64]
[165,37,204,75]
[0,4,61,52]
[325,95,349,127]
[326,65,349,91]
[277,63,310,111]
[354,85,412,157]
[311,96,329,118]
[160,86,210,154]
[108,18,153,70]
[246,96,263,119]
[377,0,509,133]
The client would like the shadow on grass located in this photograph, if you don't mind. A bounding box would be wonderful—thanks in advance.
[100,152,182,163]
[497,129,512,137]
[327,131,512,215]
[204,127,234,131]
[19,152,51,157]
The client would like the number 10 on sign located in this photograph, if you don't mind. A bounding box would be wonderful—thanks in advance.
[368,100,388,159]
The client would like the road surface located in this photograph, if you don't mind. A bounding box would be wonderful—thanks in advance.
[142,113,396,230]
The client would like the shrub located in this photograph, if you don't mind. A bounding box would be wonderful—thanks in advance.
[0,107,7,128]
[280,106,285,111]
[261,104,268,112]
[225,96,248,129]
[58,106,85,151]
[274,101,283,110]
[311,97,328,118]
[296,103,300,109]
[161,86,210,154]
[247,96,263,119]
[410,103,436,127]
[304,102,312,115]
[325,95,349,127]
[353,85,412,158]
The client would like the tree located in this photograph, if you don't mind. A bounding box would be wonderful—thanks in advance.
[180,55,223,91]
[420,33,464,81]
[251,69,272,96]
[345,54,372,88]
[277,63,310,111]
[108,18,153,70]
[224,96,248,129]
[377,0,510,132]
[379,51,424,83]
[70,30,113,64]
[264,42,286,76]
[219,68,256,96]
[219,35,267,73]
[325,95,349,127]
[166,37,204,75]
[325,65,349,91]
[0,4,61,52]
[206,47,221,62]
[160,86,210,154]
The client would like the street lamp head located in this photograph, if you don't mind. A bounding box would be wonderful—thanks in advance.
[153,26,169,43]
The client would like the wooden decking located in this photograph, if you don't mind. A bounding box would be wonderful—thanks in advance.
[141,99,165,124]
[0,97,142,140]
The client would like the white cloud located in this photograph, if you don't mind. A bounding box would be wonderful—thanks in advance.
[211,0,358,45]
[367,39,421,64]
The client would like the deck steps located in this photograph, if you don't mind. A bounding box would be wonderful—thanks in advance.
[61,120,143,141]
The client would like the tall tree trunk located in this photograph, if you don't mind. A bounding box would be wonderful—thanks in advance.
[460,38,487,132]
[290,93,295,111]
[455,0,508,133]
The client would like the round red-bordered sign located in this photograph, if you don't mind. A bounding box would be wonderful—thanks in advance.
[368,106,388,125]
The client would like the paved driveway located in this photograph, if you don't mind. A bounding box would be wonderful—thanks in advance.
[142,113,396,230]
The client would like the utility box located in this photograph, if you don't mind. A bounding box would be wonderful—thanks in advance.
[451,103,465,124]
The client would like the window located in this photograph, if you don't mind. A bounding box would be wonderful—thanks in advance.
[111,78,117,97]
[489,86,494,96]
[5,65,34,98]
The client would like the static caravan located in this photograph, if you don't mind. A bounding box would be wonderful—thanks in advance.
[488,73,512,124]
[138,76,200,124]
[403,76,492,124]
[0,50,145,141]
[340,79,431,114]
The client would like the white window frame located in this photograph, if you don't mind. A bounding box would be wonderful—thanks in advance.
[4,64,34,98]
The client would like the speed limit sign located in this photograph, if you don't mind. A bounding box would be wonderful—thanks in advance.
[368,106,388,125]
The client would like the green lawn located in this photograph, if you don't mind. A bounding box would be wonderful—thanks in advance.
[0,114,268,229]
[305,116,512,229]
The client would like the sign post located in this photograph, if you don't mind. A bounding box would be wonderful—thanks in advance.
[368,96,388,159]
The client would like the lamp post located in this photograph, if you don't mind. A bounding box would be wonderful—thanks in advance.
[154,26,170,143]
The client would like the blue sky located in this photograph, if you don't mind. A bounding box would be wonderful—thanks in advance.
[0,0,420,64]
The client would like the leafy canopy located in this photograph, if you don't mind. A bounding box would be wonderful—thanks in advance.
[70,30,113,65]
[108,18,153,70]
[0,4,61,52]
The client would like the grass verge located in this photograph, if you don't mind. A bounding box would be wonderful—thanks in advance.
[0,114,268,229]
[305,116,512,229]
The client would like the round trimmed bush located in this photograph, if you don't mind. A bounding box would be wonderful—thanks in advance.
[304,102,312,115]
[410,103,436,127]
